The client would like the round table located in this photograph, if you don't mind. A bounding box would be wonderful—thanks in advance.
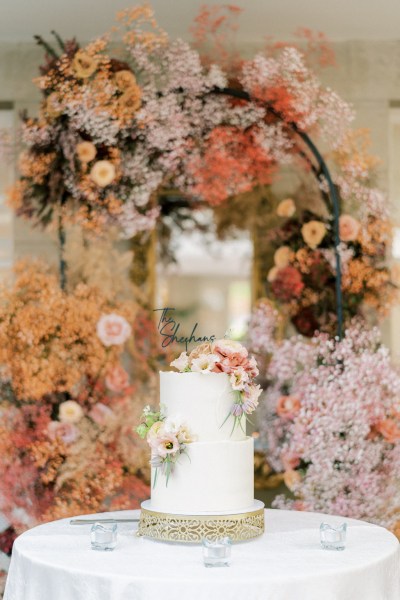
[4,509,399,600]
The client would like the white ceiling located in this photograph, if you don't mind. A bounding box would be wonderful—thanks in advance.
[0,0,400,43]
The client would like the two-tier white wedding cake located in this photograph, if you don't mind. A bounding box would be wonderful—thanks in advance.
[137,339,265,542]
[151,371,254,513]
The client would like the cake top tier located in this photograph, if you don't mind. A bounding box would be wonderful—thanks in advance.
[166,339,261,440]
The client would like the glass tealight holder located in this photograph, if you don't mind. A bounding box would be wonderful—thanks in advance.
[320,522,347,551]
[90,521,117,551]
[202,537,232,568]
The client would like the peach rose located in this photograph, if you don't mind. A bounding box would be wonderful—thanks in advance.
[276,198,296,218]
[283,469,302,491]
[72,51,98,79]
[76,141,96,164]
[47,421,78,445]
[339,214,360,242]
[115,70,138,90]
[376,418,400,443]
[90,160,116,188]
[44,92,63,119]
[90,402,114,426]
[212,339,248,359]
[274,246,293,268]
[276,395,301,419]
[301,220,326,249]
[105,364,130,392]
[97,313,132,346]
[188,343,212,361]
[118,88,141,114]
[267,266,279,282]
[59,400,84,424]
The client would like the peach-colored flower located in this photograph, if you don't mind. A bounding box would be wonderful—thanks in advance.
[276,395,301,419]
[90,160,116,187]
[276,198,296,217]
[188,343,212,360]
[339,214,361,242]
[47,421,78,445]
[281,451,301,470]
[376,418,400,443]
[212,339,248,359]
[90,402,114,426]
[274,246,293,268]
[170,351,189,371]
[44,92,63,119]
[301,220,327,249]
[59,400,84,424]
[267,266,279,282]
[76,141,96,164]
[117,88,141,114]
[72,51,98,78]
[283,469,302,491]
[105,364,130,392]
[115,70,138,90]
[97,313,131,346]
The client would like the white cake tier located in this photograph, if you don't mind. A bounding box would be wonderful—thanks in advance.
[160,371,245,442]
[150,437,254,513]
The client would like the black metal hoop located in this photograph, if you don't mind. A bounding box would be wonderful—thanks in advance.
[211,86,343,340]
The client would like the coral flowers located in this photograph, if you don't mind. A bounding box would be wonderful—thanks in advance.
[170,339,261,427]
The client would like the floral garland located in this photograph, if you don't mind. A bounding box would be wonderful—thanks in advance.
[265,196,398,336]
[170,339,261,431]
[136,407,195,486]
[0,260,149,547]
[8,4,360,241]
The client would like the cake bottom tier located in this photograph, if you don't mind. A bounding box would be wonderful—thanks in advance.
[150,437,254,513]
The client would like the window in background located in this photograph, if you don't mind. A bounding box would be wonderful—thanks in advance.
[0,104,14,280]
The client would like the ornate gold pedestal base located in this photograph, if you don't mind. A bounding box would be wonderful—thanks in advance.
[138,500,265,543]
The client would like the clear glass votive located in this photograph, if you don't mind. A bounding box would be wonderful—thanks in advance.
[320,522,347,551]
[202,537,232,567]
[90,521,118,551]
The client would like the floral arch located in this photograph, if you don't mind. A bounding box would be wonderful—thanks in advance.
[1,5,399,549]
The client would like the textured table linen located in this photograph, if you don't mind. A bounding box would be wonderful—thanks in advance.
[4,508,400,600]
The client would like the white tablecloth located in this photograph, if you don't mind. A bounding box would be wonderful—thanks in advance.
[4,508,400,600]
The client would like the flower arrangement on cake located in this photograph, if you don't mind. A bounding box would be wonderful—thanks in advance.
[136,406,195,485]
[0,260,150,549]
[251,311,400,526]
[170,340,261,429]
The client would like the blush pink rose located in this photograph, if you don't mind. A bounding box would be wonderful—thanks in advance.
[339,214,361,242]
[276,395,301,419]
[90,403,114,426]
[47,421,78,445]
[212,339,248,360]
[96,313,132,347]
[376,418,400,443]
[153,434,179,458]
[105,365,130,392]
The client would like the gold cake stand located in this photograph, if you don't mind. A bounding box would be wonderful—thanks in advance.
[138,500,265,543]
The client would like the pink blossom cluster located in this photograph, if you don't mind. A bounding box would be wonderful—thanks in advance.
[240,47,354,148]
[257,320,400,525]
[171,339,261,418]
